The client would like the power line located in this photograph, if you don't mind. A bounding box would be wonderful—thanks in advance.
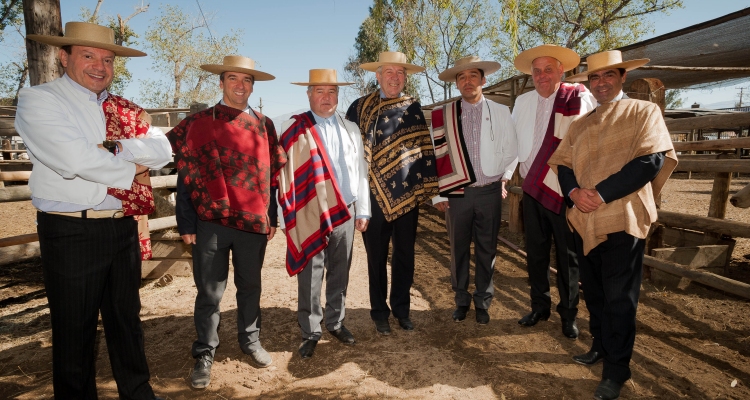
[195,0,216,45]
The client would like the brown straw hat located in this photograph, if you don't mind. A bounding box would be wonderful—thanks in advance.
[360,51,425,75]
[26,22,146,57]
[567,50,649,82]
[513,44,580,75]
[291,69,353,86]
[200,55,275,81]
[438,56,501,82]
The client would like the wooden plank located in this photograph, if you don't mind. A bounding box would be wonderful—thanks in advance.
[666,113,750,132]
[0,171,31,181]
[0,185,31,202]
[658,210,750,238]
[150,175,177,189]
[149,216,177,231]
[507,170,523,233]
[651,245,730,289]
[142,258,192,279]
[0,233,38,247]
[643,255,750,299]
[674,159,750,173]
[0,242,40,265]
[673,137,750,152]
[151,240,191,258]
[707,154,736,219]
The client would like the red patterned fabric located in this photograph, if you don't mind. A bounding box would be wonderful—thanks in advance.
[168,105,287,234]
[102,94,155,260]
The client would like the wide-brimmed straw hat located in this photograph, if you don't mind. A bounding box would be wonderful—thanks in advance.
[360,51,425,75]
[513,44,580,75]
[26,22,145,57]
[291,69,353,86]
[567,50,649,82]
[438,56,501,82]
[200,55,275,81]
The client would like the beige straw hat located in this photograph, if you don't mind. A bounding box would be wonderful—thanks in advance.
[291,69,353,86]
[513,44,580,75]
[360,51,425,75]
[567,50,649,82]
[26,22,146,57]
[438,56,501,82]
[200,55,275,81]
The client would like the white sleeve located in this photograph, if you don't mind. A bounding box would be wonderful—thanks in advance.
[118,125,173,169]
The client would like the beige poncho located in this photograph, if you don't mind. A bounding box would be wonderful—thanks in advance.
[548,99,678,255]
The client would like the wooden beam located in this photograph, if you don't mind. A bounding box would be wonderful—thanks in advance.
[150,175,177,189]
[673,137,750,152]
[674,159,750,173]
[0,233,38,247]
[0,171,31,181]
[0,185,31,202]
[643,255,750,300]
[658,210,750,238]
[666,113,750,132]
[640,66,750,72]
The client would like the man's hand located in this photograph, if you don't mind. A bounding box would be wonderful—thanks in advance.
[570,188,603,213]
[434,201,449,212]
[355,218,369,232]
[501,180,508,199]
[181,234,196,245]
[267,227,276,241]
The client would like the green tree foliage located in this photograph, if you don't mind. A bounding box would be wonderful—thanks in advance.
[0,0,25,104]
[665,89,684,109]
[80,1,148,96]
[494,0,684,78]
[139,4,242,108]
[342,1,390,104]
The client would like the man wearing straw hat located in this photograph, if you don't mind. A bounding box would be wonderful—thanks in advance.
[548,50,677,400]
[346,51,438,334]
[511,44,595,339]
[430,56,518,324]
[15,22,171,399]
[168,55,286,387]
[276,69,370,359]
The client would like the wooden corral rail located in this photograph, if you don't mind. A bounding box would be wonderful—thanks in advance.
[673,137,750,152]
[643,255,750,299]
[657,210,750,238]
[665,112,750,132]
[675,159,750,173]
[0,175,177,202]
[0,216,177,266]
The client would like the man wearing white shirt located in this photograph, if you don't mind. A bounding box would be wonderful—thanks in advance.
[431,56,518,324]
[15,22,171,399]
[511,45,595,339]
[277,69,370,359]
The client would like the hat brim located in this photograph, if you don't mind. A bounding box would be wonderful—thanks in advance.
[438,61,501,82]
[200,65,275,81]
[291,81,354,86]
[26,34,146,57]
[514,46,580,75]
[359,61,425,75]
[566,59,650,82]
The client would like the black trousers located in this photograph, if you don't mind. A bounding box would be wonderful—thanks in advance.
[37,212,154,400]
[447,182,502,310]
[575,230,645,384]
[362,193,419,321]
[522,194,579,319]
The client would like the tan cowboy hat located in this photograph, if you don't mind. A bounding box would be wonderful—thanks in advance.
[200,55,275,81]
[513,44,580,75]
[291,69,353,86]
[438,56,501,82]
[360,51,425,75]
[567,50,649,82]
[26,21,145,57]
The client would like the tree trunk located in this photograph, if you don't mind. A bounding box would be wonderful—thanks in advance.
[23,0,63,86]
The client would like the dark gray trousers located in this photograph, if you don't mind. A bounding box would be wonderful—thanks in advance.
[522,193,580,320]
[297,204,355,340]
[191,219,268,358]
[446,182,502,310]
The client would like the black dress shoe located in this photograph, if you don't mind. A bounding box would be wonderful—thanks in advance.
[374,319,391,335]
[452,306,469,322]
[298,339,318,359]
[475,308,490,324]
[517,310,551,327]
[329,325,356,345]
[573,349,604,365]
[562,318,579,339]
[593,378,622,400]
[397,317,414,330]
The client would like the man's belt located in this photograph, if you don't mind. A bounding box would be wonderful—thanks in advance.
[42,209,126,219]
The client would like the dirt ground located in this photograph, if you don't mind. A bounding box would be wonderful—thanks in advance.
[0,172,749,399]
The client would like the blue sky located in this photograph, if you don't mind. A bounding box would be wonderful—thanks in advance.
[4,0,747,117]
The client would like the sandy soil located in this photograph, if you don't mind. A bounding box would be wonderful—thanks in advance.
[0,172,749,399]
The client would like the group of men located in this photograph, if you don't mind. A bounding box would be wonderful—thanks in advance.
[15,20,675,400]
